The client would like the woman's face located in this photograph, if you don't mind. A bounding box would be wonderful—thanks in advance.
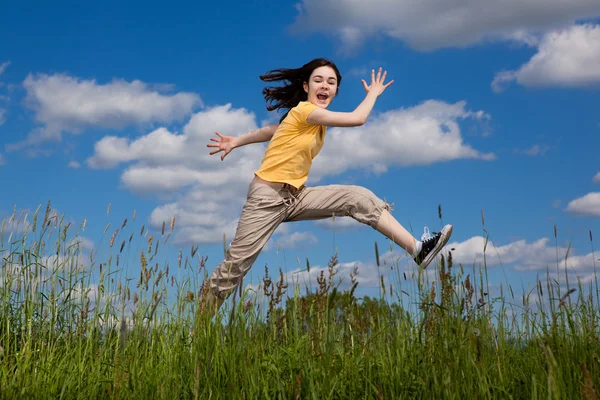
[303,66,338,109]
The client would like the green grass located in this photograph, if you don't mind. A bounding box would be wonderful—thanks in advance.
[1,202,599,399]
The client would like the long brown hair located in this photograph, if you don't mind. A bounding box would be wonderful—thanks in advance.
[259,58,342,122]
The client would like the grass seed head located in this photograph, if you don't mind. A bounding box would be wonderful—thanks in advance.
[110,228,118,247]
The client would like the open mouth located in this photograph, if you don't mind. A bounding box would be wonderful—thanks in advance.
[316,93,329,101]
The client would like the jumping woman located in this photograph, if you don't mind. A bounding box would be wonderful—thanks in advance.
[203,58,453,315]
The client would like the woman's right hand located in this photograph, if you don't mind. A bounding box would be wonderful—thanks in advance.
[207,132,237,161]
[361,67,394,97]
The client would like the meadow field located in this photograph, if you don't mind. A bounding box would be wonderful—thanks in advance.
[1,202,598,399]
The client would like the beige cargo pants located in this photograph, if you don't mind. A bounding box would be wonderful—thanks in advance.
[207,176,391,300]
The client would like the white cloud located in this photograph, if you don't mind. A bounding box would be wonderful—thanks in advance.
[593,172,600,183]
[87,104,261,175]
[274,259,388,293]
[0,61,9,76]
[448,235,598,284]
[492,24,600,91]
[246,234,597,305]
[90,100,492,246]
[148,186,249,245]
[59,283,100,303]
[291,0,600,51]
[68,160,81,169]
[315,216,363,231]
[0,246,85,286]
[247,243,463,297]
[87,128,187,170]
[504,29,541,47]
[1,213,31,235]
[70,236,94,252]
[121,165,205,192]
[87,104,265,245]
[309,100,495,181]
[0,61,9,126]
[275,231,318,249]
[241,250,455,304]
[513,144,550,156]
[345,67,370,78]
[450,236,552,267]
[566,192,600,216]
[7,73,201,151]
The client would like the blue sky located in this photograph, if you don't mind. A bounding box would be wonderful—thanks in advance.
[1,1,600,307]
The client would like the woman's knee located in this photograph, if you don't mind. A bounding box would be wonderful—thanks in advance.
[342,185,391,227]
[343,185,381,207]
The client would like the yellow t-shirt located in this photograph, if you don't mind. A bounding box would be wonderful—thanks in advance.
[255,101,326,189]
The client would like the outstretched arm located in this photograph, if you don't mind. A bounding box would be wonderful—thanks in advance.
[235,124,279,147]
[207,124,279,161]
[307,67,393,127]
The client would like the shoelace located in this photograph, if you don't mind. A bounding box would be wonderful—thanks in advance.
[421,226,433,242]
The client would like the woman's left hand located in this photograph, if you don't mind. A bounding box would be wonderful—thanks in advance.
[361,67,394,97]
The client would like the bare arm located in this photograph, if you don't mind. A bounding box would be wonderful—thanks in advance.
[307,68,393,127]
[207,124,279,161]
[234,124,279,147]
[307,91,379,127]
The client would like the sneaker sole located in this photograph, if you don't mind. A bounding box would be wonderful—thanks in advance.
[420,224,453,268]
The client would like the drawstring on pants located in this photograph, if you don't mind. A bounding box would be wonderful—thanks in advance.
[280,183,302,208]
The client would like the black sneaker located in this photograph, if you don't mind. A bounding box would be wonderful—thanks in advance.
[413,224,453,268]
